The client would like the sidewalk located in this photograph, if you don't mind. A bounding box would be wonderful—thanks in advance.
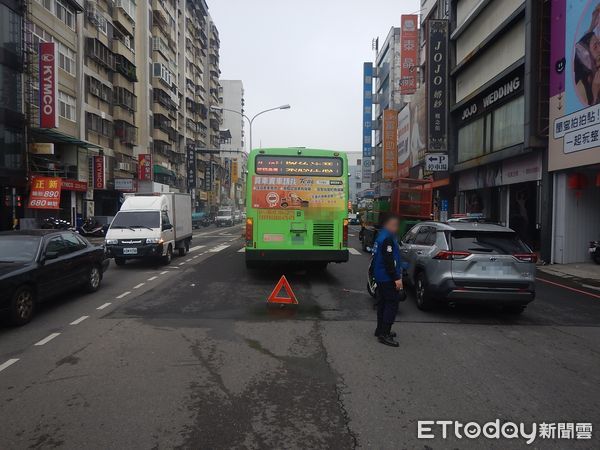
[538,262,600,288]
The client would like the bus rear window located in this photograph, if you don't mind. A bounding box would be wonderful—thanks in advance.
[255,155,342,177]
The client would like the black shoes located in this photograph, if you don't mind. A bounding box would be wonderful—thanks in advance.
[378,334,399,347]
[374,330,397,338]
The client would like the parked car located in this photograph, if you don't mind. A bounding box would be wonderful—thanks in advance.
[192,212,211,229]
[348,213,360,225]
[0,230,110,325]
[400,222,536,314]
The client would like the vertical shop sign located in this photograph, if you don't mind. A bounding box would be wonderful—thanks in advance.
[427,19,449,152]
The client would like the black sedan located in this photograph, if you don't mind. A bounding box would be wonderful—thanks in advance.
[0,230,109,325]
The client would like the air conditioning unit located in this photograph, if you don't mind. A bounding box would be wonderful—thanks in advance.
[118,162,133,172]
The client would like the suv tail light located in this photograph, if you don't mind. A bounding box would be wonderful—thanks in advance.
[434,251,471,260]
[513,253,537,263]
[245,218,253,247]
[343,219,348,247]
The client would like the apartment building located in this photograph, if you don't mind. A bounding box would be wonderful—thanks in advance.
[83,0,138,215]
[0,0,26,230]
[219,79,245,208]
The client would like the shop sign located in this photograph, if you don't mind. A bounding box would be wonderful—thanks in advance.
[501,152,542,185]
[397,106,411,177]
[382,109,398,179]
[138,154,152,181]
[427,19,448,152]
[458,68,524,124]
[61,178,88,192]
[29,143,54,155]
[399,15,418,95]
[93,156,105,190]
[28,176,61,209]
[186,145,196,189]
[424,153,448,172]
[362,62,373,158]
[39,42,58,129]
[114,178,137,192]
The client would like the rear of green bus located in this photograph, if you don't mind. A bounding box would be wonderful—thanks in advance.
[245,148,349,267]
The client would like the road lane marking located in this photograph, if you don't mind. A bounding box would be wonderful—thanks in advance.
[0,359,19,373]
[97,302,111,310]
[189,245,205,252]
[147,276,158,281]
[537,277,600,299]
[70,316,89,325]
[133,283,145,289]
[179,262,186,266]
[349,248,361,255]
[35,333,60,346]
[209,244,230,252]
[160,271,168,275]
[582,284,600,292]
[116,291,131,299]
[185,258,193,262]
[238,248,245,253]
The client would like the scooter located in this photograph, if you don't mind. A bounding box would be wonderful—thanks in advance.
[41,217,72,230]
[367,258,377,298]
[78,218,106,237]
[590,240,600,264]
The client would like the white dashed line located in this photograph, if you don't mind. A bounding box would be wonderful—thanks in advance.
[160,271,168,275]
[238,248,245,253]
[0,358,19,373]
[193,255,199,259]
[70,315,89,325]
[34,333,60,346]
[97,302,111,310]
[209,244,230,252]
[147,276,158,281]
[349,248,361,255]
[185,258,192,262]
[116,291,131,299]
[189,245,205,252]
[133,283,145,289]
[178,262,185,266]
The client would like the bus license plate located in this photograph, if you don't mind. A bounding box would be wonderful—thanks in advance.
[123,247,137,255]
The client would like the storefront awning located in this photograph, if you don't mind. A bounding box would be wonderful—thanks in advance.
[153,164,176,178]
[30,128,101,149]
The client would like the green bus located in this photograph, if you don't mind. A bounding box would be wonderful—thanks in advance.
[245,148,349,268]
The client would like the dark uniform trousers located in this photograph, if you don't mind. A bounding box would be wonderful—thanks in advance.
[376,281,401,336]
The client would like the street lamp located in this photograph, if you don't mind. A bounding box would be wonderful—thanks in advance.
[211,104,291,152]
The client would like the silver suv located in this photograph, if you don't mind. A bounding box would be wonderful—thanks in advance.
[401,222,536,313]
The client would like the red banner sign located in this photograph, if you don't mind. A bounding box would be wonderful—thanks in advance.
[39,42,58,128]
[28,177,62,209]
[138,154,152,181]
[93,156,105,189]
[400,15,418,95]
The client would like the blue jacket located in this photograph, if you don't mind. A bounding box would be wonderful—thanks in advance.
[372,228,403,283]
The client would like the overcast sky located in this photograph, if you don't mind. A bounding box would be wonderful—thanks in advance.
[209,0,420,153]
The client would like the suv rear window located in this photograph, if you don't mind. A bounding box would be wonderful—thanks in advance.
[450,231,529,255]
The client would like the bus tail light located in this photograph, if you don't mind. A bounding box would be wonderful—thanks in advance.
[246,218,253,246]
[343,219,348,248]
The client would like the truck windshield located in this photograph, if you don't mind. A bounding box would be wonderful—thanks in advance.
[111,211,160,229]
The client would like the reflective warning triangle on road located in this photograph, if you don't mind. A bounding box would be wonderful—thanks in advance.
[267,275,298,305]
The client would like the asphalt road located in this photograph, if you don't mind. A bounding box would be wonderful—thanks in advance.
[0,225,599,449]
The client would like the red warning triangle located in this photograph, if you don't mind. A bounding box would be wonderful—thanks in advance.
[267,275,298,304]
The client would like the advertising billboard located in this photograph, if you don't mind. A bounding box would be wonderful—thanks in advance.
[427,19,449,153]
[186,144,196,189]
[400,15,419,95]
[39,42,58,129]
[549,0,600,170]
[397,106,411,177]
[251,176,345,210]
[28,177,61,209]
[382,109,399,179]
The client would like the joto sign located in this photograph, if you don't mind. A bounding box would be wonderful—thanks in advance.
[39,42,58,128]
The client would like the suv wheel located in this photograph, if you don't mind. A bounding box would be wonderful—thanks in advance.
[415,272,434,311]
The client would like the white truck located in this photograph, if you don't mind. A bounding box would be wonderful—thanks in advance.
[105,193,193,266]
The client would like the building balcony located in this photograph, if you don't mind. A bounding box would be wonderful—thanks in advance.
[152,0,170,29]
[153,127,170,143]
[112,39,134,64]
[112,2,135,36]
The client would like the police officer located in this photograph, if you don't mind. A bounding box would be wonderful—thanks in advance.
[372,213,404,347]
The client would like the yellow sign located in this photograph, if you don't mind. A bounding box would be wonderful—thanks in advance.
[232,160,239,184]
[258,210,295,221]
[29,143,54,155]
[383,109,398,179]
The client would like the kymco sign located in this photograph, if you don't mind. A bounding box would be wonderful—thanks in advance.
[39,42,58,128]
